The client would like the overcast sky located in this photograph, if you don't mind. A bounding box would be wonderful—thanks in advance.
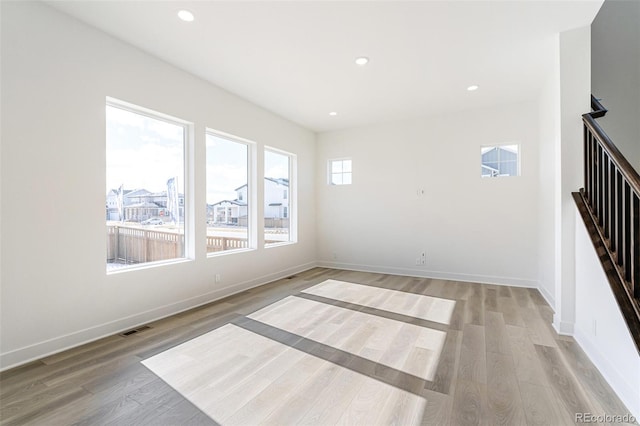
[106,105,184,194]
[107,104,290,205]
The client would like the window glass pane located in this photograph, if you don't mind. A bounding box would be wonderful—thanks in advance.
[501,161,518,176]
[106,103,186,272]
[343,172,352,185]
[481,145,519,177]
[329,158,352,185]
[265,150,292,245]
[206,133,249,254]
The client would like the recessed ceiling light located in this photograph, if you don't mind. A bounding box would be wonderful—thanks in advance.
[329,112,338,116]
[177,10,195,22]
[355,57,369,66]
[467,85,479,91]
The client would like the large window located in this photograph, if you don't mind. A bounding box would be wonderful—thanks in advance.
[264,148,295,246]
[106,100,188,272]
[206,131,252,254]
[481,144,519,177]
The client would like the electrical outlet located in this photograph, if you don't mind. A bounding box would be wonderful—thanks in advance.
[215,274,221,283]
[421,252,426,265]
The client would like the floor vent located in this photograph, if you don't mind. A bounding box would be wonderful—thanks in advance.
[119,325,151,337]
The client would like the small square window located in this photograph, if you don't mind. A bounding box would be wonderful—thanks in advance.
[329,159,352,185]
[481,145,519,177]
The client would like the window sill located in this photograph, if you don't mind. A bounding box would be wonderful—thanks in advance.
[106,258,193,275]
[265,241,297,249]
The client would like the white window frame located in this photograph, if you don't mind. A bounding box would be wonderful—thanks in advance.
[205,129,257,257]
[480,144,520,178]
[106,97,194,274]
[328,158,352,185]
[264,147,297,247]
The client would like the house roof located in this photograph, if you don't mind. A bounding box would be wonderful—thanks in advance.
[107,188,133,196]
[265,177,289,187]
[209,200,247,207]
[124,189,151,198]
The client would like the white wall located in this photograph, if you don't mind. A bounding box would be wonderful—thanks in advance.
[574,209,640,419]
[0,1,316,369]
[537,36,561,309]
[316,102,539,287]
[555,26,592,335]
[592,0,640,169]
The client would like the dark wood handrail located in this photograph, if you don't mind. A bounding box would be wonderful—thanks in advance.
[582,111,640,197]
[577,95,640,354]
[589,94,608,118]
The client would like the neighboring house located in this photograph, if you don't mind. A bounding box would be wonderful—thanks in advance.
[264,177,289,219]
[106,188,185,223]
[481,146,518,177]
[207,177,289,226]
[106,188,132,220]
[207,200,247,225]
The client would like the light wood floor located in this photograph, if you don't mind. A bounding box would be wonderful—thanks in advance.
[0,268,636,425]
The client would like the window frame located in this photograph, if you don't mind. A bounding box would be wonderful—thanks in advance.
[105,97,193,274]
[205,129,257,257]
[328,158,353,185]
[480,144,520,178]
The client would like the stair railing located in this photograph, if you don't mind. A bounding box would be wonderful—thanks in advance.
[574,95,640,353]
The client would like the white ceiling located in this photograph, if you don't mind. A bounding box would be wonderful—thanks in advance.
[48,1,603,133]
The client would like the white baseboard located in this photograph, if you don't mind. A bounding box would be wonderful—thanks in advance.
[0,261,317,371]
[316,260,539,288]
[574,327,640,420]
[537,285,556,310]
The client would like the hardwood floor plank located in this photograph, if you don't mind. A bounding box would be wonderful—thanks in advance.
[519,381,575,426]
[454,281,472,300]
[526,288,548,306]
[2,387,93,426]
[420,388,453,426]
[419,278,446,298]
[497,285,512,297]
[0,380,87,424]
[424,329,461,395]
[557,339,632,417]
[451,380,489,426]
[496,295,526,327]
[485,351,527,425]
[465,295,484,326]
[80,359,156,395]
[504,325,548,386]
[259,363,342,425]
[484,311,511,356]
[449,299,466,331]
[510,287,535,308]
[483,287,498,312]
[457,324,486,384]
[534,344,595,418]
[520,307,557,347]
